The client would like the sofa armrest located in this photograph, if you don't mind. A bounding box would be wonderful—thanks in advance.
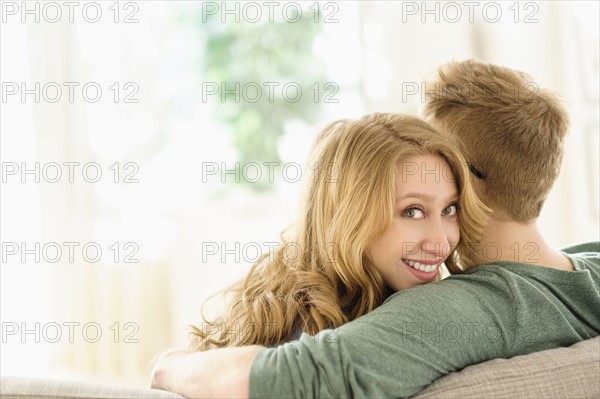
[0,376,184,399]
[412,337,600,399]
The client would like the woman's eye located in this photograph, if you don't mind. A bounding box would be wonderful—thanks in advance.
[443,204,458,216]
[402,207,425,219]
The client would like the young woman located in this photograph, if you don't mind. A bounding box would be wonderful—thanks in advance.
[190,112,488,350]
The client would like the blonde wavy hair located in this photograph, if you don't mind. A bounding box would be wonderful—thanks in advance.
[190,113,489,350]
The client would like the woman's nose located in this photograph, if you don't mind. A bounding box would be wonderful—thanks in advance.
[420,217,452,256]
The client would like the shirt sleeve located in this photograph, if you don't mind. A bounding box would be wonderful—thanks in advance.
[249,273,517,398]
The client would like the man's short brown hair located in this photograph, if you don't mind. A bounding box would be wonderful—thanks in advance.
[421,59,569,223]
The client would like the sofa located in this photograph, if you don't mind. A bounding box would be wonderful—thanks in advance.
[1,337,598,398]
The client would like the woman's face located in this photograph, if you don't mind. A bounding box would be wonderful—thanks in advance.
[367,154,460,291]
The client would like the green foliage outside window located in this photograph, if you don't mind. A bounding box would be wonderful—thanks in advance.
[184,5,327,190]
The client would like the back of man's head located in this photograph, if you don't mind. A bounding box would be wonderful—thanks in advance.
[421,59,569,223]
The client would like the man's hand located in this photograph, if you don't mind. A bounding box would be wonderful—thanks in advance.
[151,345,265,398]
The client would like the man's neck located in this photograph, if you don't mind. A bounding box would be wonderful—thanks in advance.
[474,219,574,270]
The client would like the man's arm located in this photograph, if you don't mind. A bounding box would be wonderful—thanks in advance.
[151,345,264,398]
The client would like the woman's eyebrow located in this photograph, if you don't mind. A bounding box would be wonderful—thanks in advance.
[396,192,459,203]
[399,192,435,202]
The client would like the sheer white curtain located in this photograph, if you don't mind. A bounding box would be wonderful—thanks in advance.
[1,12,47,378]
[1,4,176,384]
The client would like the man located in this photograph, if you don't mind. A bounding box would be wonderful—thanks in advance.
[151,60,600,398]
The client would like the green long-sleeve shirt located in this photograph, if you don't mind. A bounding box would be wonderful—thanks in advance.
[249,242,600,398]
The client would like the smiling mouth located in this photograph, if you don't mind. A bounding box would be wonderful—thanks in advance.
[402,258,439,273]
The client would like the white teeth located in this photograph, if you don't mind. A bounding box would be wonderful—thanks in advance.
[404,259,436,273]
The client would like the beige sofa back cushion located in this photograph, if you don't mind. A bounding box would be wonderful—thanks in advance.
[0,376,184,399]
[413,336,600,398]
